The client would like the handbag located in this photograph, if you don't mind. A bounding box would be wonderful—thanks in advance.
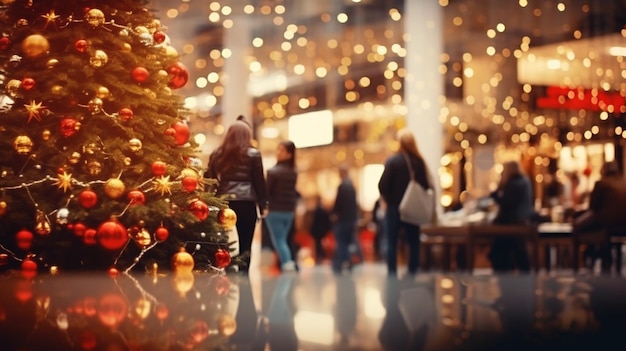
[398,153,434,226]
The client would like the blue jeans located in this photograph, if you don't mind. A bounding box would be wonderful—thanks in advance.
[265,211,295,265]
[385,207,421,276]
[332,220,361,272]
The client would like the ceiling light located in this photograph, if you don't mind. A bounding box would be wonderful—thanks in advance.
[609,46,626,56]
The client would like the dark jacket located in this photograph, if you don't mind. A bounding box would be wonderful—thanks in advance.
[589,175,626,227]
[378,152,430,208]
[333,178,358,222]
[205,147,268,210]
[491,174,534,225]
[266,161,298,212]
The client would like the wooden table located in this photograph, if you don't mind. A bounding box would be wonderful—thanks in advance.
[420,222,573,272]
[536,222,573,271]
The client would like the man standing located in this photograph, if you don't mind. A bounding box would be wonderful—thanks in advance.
[331,166,363,274]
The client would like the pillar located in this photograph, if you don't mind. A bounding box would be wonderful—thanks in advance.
[404,0,444,206]
[222,18,253,128]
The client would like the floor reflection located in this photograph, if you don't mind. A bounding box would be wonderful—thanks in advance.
[0,264,625,350]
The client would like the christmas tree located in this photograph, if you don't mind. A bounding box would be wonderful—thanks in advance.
[0,0,237,274]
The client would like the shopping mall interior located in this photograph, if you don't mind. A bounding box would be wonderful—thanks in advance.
[156,0,626,216]
[1,1,626,350]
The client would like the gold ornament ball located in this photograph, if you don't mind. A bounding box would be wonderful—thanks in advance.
[22,34,49,58]
[51,85,64,95]
[164,46,178,59]
[121,42,132,52]
[69,152,81,164]
[87,98,103,114]
[96,86,110,99]
[217,314,237,336]
[89,50,108,68]
[218,208,237,229]
[128,138,142,153]
[46,58,59,68]
[14,135,33,155]
[157,69,168,79]
[85,8,105,26]
[133,228,152,248]
[7,79,21,97]
[42,130,51,141]
[134,25,149,34]
[104,178,126,199]
[180,167,200,179]
[0,201,7,216]
[171,247,194,273]
[85,159,102,175]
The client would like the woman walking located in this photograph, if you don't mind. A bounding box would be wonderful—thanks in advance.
[265,140,299,272]
[378,128,434,278]
[204,116,269,274]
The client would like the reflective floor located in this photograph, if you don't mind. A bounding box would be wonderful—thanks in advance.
[0,264,625,351]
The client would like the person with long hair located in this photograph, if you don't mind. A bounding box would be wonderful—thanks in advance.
[377,128,434,278]
[204,116,268,274]
[265,140,299,272]
[488,160,534,272]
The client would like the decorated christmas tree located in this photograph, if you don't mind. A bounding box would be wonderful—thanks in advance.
[0,0,237,274]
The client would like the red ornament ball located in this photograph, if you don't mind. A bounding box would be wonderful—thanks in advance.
[151,160,167,176]
[173,121,190,145]
[97,220,128,251]
[60,118,79,138]
[154,226,169,241]
[74,39,88,53]
[15,229,34,251]
[21,77,35,90]
[108,267,120,277]
[127,189,145,205]
[189,199,209,220]
[0,253,8,266]
[21,258,38,278]
[119,107,134,121]
[166,62,189,89]
[83,228,97,245]
[214,248,231,268]
[153,30,166,44]
[78,189,98,209]
[181,175,198,192]
[0,36,11,50]
[131,66,150,83]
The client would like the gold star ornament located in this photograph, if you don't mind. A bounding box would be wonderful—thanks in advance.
[25,100,46,123]
[153,175,172,196]
[54,172,73,192]
[41,10,60,30]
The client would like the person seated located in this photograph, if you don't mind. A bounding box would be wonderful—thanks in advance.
[488,160,535,273]
[574,161,626,273]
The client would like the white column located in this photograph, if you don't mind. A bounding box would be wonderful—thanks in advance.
[404,0,444,208]
[222,18,252,127]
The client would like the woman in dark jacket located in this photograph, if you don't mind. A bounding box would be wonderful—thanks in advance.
[488,160,534,272]
[377,128,433,277]
[204,116,268,274]
[265,140,299,272]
